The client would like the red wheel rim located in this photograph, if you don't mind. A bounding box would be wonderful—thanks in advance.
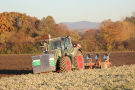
[77,55,83,69]
[66,61,71,71]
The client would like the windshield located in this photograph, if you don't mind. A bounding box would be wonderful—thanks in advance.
[49,40,64,50]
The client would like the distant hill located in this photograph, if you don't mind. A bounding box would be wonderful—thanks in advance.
[62,21,100,30]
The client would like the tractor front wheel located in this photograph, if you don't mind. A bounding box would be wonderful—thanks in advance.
[60,56,71,72]
[74,51,84,70]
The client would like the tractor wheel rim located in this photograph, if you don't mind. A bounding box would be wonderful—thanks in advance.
[66,61,71,71]
[77,55,83,69]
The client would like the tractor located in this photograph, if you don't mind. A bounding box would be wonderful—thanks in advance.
[31,36,84,73]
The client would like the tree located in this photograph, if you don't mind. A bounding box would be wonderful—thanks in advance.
[99,20,122,51]
[0,12,14,34]
[83,29,97,51]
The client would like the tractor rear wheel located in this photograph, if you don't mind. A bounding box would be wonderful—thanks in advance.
[60,56,71,72]
[74,51,84,70]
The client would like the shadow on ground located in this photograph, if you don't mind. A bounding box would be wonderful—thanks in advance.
[0,70,33,75]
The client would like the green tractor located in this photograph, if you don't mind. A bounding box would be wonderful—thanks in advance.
[31,36,84,73]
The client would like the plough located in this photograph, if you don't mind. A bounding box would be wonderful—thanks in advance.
[84,54,112,69]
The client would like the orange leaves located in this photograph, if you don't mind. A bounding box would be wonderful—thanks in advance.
[0,12,74,54]
[0,12,18,33]
[0,12,39,35]
[0,16,14,33]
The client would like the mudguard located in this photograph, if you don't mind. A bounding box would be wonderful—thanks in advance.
[32,54,56,73]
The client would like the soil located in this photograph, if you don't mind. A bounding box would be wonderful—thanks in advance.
[0,52,135,78]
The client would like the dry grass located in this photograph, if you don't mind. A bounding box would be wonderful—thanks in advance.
[0,65,135,90]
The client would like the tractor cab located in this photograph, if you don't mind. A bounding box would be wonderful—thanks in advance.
[40,36,73,54]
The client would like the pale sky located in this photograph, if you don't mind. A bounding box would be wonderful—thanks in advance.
[0,0,135,23]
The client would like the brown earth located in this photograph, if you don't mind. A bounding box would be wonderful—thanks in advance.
[0,52,135,78]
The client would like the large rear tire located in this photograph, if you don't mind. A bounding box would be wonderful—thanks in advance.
[60,56,71,72]
[74,51,84,70]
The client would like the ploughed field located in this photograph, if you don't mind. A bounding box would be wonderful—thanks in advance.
[0,52,135,78]
[0,52,135,90]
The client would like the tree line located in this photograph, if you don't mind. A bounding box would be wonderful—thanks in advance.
[82,17,135,52]
[0,12,135,54]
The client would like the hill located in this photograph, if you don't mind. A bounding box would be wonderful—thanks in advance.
[62,21,100,30]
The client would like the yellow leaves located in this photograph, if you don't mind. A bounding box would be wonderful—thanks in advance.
[98,19,135,51]
[119,21,134,41]
[100,21,135,44]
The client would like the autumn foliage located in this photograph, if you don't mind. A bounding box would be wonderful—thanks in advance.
[82,18,135,51]
[0,12,135,54]
[0,12,72,54]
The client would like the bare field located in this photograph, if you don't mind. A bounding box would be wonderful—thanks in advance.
[0,52,135,78]
[0,65,135,90]
[0,52,135,90]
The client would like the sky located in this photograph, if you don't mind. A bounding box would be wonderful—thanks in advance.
[0,0,135,23]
